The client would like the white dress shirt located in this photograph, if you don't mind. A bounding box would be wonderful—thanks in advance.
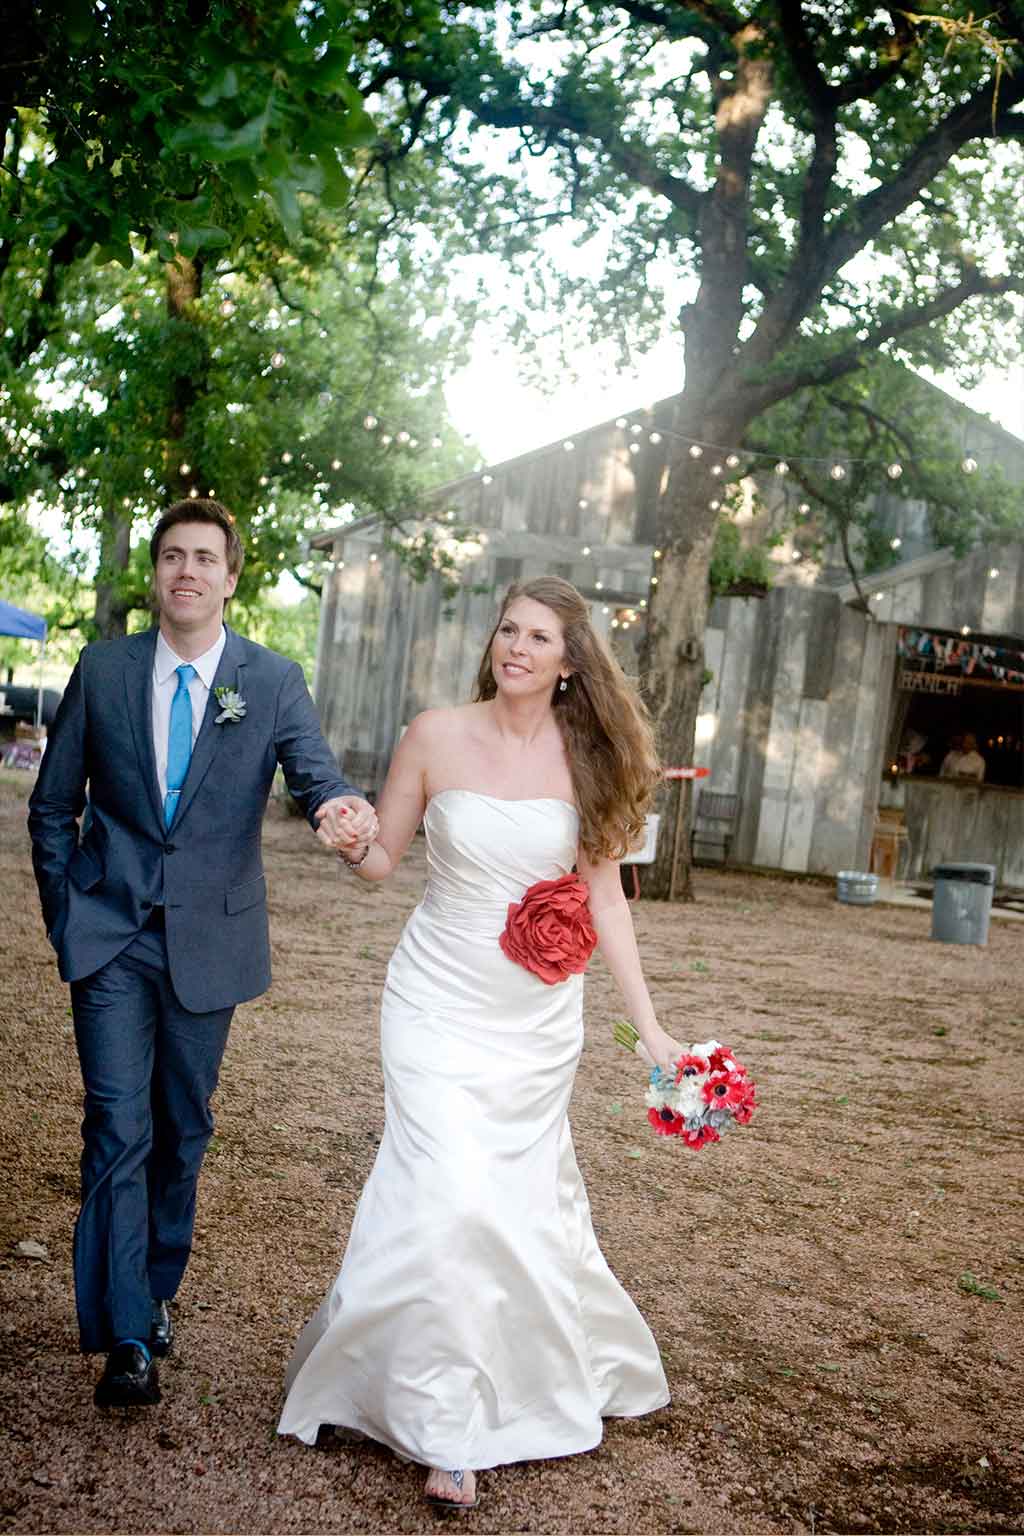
[152,627,227,802]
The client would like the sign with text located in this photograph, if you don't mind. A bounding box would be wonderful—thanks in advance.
[898,666,962,696]
[664,766,711,779]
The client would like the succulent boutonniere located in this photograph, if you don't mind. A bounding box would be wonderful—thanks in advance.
[214,686,246,724]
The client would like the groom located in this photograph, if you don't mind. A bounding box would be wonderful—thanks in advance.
[28,499,375,1408]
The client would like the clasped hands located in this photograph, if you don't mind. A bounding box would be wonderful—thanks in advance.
[315,796,378,860]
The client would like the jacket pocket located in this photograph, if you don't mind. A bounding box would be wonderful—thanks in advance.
[225,874,267,915]
[68,845,103,892]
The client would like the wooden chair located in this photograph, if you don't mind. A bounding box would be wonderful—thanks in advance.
[690,789,740,864]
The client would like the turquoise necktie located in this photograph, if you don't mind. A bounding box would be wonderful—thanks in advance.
[164,663,197,828]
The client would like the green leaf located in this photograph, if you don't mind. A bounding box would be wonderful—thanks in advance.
[175,224,231,258]
[268,178,302,241]
[62,0,96,45]
[197,66,240,107]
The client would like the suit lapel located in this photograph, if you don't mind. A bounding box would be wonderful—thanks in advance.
[123,629,165,832]
[169,626,248,831]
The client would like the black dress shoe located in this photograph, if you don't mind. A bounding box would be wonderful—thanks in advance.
[94,1343,161,1407]
[150,1299,175,1358]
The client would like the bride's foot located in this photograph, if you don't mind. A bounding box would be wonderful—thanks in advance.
[424,1468,477,1510]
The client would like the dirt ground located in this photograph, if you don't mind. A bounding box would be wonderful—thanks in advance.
[0,768,1021,1536]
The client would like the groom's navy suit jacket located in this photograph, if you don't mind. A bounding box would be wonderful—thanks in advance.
[28,625,357,1013]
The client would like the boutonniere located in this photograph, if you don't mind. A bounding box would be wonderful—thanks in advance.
[214,686,247,724]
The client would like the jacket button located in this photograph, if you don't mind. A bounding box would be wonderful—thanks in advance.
[164,843,176,854]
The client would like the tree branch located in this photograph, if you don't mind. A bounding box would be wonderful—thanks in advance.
[741,270,1024,414]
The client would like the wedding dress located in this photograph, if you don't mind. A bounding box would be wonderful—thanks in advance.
[278,789,669,1469]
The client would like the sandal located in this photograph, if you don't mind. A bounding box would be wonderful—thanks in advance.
[424,1469,478,1512]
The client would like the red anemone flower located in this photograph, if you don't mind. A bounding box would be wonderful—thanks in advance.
[674,1052,710,1086]
[648,1106,683,1137]
[681,1122,721,1150]
[701,1069,750,1111]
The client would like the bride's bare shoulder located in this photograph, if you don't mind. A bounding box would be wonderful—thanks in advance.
[404,703,484,747]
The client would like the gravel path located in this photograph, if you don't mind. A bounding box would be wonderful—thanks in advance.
[1,770,1021,1534]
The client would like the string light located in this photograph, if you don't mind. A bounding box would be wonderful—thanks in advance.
[630,424,643,436]
[890,537,902,549]
[380,434,393,446]
[887,463,903,479]
[271,351,285,368]
[364,415,378,430]
[431,436,443,449]
[219,299,235,317]
[961,624,971,635]
[259,475,269,486]
[688,444,703,459]
[874,591,885,601]
[396,430,410,445]
[649,432,662,444]
[595,581,604,590]
[830,463,847,480]
[990,567,1000,578]
[578,499,589,509]
[188,486,199,498]
[281,451,293,464]
[179,462,191,476]
[709,498,721,510]
[710,463,723,476]
[961,455,978,474]
[726,453,741,468]
[331,458,342,470]
[774,460,789,476]
[650,575,659,586]
[798,502,810,515]
[653,549,662,559]
[481,473,493,485]
[629,443,641,455]
[563,439,575,451]
[615,417,628,429]
[582,545,591,555]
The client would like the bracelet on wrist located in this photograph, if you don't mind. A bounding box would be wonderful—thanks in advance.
[338,841,372,869]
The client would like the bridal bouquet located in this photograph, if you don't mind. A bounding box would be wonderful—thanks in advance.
[613,1021,758,1149]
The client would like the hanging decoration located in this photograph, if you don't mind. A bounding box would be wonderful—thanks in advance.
[897,627,1024,685]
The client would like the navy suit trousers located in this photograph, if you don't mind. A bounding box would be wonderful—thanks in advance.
[70,925,233,1353]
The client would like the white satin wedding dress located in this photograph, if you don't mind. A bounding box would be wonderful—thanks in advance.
[278,789,669,1469]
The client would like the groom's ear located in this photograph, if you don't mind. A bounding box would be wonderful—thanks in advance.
[224,569,239,601]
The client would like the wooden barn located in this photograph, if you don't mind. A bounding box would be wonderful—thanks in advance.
[308,388,1024,889]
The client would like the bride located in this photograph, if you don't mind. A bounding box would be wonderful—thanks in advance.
[278,576,681,1511]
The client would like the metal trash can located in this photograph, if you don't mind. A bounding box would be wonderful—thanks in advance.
[836,870,879,906]
[930,862,996,946]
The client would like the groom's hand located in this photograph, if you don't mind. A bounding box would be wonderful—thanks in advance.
[315,795,378,852]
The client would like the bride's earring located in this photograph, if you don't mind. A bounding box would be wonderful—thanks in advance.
[559,678,568,692]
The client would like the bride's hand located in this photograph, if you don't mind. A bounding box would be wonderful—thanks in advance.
[638,1026,684,1074]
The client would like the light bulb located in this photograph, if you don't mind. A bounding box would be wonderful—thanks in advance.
[482,474,493,485]
[630,424,643,436]
[219,299,235,317]
[364,415,379,430]
[563,439,575,451]
[281,451,293,464]
[710,463,723,477]
[271,351,285,368]
[431,435,443,449]
[874,591,885,601]
[259,475,268,487]
[688,444,703,459]
[726,453,740,468]
[650,576,659,586]
[887,463,903,479]
[774,460,789,476]
[961,625,970,635]
[890,537,902,549]
[578,499,589,510]
[629,443,640,455]
[331,458,342,470]
[990,567,1000,578]
[615,417,627,429]
[653,549,662,559]
[397,431,410,444]
[830,463,846,480]
[595,581,604,591]
[380,434,393,446]
[798,502,810,514]
[709,499,721,510]
[961,455,978,474]
[179,462,191,476]
[649,432,662,445]
[582,545,591,556]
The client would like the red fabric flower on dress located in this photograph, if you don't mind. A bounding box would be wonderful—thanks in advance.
[499,874,598,985]
[648,1106,684,1137]
[681,1122,721,1150]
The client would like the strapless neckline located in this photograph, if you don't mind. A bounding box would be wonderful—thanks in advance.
[429,787,578,816]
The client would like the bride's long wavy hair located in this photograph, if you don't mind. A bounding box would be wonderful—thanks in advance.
[472,576,662,861]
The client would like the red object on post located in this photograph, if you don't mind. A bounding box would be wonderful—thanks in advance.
[664,766,711,780]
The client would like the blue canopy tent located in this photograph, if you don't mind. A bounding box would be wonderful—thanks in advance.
[0,599,48,727]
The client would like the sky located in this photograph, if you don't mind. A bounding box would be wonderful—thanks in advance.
[444,325,1024,472]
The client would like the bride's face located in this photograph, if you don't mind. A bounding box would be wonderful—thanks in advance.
[491,597,569,699]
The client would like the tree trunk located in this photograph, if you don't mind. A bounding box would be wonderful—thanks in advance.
[640,396,755,900]
[165,253,205,495]
[93,504,134,640]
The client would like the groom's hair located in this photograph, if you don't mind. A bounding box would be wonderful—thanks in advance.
[151,499,246,580]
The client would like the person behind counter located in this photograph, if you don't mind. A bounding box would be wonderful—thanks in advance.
[940,731,986,782]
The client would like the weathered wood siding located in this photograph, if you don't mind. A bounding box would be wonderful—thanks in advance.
[903,780,1024,888]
